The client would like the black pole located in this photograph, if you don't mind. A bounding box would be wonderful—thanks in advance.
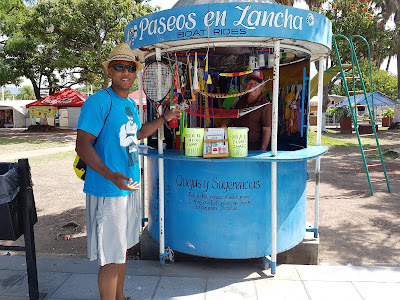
[18,159,39,300]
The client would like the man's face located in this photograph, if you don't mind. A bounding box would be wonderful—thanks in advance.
[246,79,262,99]
[107,60,136,92]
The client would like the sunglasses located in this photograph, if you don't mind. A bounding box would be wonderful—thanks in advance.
[109,64,136,73]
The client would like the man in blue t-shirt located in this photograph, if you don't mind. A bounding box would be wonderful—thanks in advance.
[76,43,181,300]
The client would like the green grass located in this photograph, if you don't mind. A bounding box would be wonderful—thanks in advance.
[367,149,400,160]
[0,139,49,145]
[0,138,67,152]
[307,131,358,147]
[8,151,76,167]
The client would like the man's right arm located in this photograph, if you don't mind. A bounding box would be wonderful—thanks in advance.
[75,129,139,190]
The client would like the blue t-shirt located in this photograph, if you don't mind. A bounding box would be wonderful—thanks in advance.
[77,87,142,197]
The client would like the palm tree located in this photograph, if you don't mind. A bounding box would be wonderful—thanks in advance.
[2,89,13,100]
[17,85,35,100]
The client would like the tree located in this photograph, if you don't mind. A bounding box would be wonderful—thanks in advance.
[0,0,26,87]
[309,0,397,113]
[0,0,154,99]
[0,3,63,99]
[331,59,398,101]
[0,0,25,32]
[17,85,36,100]
[32,0,154,89]
[1,89,13,100]
[374,0,400,100]
[320,0,395,67]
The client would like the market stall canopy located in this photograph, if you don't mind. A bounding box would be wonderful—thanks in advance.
[328,94,347,105]
[335,92,396,107]
[128,90,147,109]
[26,88,88,108]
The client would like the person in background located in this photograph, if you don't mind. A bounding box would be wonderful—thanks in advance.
[75,43,181,300]
[221,70,272,150]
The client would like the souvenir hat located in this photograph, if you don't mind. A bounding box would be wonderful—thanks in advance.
[102,43,143,71]
[246,70,264,83]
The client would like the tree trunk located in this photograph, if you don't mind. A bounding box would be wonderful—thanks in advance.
[386,55,391,71]
[29,78,41,100]
[102,73,109,89]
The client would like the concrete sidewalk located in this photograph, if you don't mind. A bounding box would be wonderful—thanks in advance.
[1,256,400,300]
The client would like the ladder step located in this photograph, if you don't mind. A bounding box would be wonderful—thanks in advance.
[349,90,364,94]
[364,148,379,152]
[345,77,361,80]
[359,133,375,137]
[367,163,383,168]
[358,119,371,122]
[342,64,355,68]
[370,179,387,184]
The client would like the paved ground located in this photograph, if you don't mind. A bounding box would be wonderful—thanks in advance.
[1,256,400,300]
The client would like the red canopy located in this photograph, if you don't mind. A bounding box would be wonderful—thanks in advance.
[26,88,88,108]
[128,90,147,109]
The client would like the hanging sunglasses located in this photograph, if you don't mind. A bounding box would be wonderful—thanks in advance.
[109,63,136,73]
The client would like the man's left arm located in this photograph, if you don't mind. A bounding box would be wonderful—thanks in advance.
[137,108,181,140]
[261,127,271,151]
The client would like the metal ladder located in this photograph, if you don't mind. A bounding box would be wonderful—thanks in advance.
[332,34,391,195]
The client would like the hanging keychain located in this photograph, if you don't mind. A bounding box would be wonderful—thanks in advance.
[193,52,200,92]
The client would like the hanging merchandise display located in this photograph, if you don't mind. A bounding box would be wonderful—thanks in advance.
[192,52,200,92]
[142,62,173,103]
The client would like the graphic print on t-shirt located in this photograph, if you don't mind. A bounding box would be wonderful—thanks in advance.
[119,107,139,167]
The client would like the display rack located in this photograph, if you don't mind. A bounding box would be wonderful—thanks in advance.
[203,127,229,158]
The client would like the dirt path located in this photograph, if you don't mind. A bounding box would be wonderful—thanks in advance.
[1,128,399,266]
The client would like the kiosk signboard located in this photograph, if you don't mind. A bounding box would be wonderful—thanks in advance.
[125,3,332,50]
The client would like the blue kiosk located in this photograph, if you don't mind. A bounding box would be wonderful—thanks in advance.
[125,0,332,272]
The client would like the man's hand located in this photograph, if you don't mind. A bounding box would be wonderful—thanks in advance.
[164,107,182,121]
[109,172,140,190]
[137,107,182,140]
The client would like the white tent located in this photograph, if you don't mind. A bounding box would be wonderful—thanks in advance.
[0,100,36,128]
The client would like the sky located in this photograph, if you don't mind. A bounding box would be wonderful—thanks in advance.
[149,0,174,10]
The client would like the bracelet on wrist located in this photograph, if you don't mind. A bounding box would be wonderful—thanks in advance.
[161,114,171,130]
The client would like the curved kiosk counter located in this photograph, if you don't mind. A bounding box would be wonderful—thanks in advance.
[142,146,327,258]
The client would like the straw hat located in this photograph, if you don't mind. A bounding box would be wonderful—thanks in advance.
[102,43,143,71]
